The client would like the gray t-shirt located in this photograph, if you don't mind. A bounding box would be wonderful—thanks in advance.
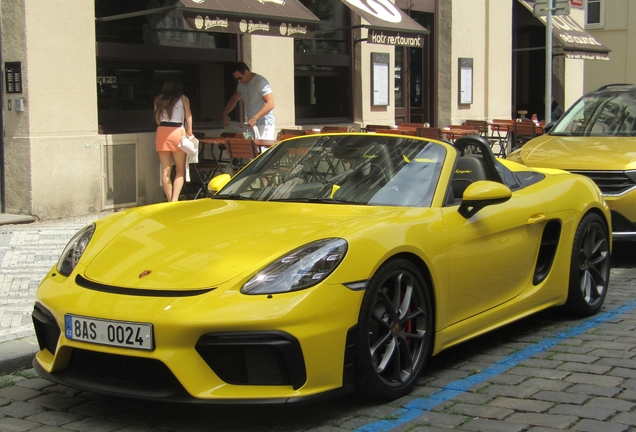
[237,73,275,126]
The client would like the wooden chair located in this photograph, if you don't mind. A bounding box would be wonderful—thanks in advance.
[220,132,244,138]
[364,124,393,132]
[463,120,489,137]
[448,125,477,131]
[464,120,502,155]
[321,126,350,132]
[180,132,211,199]
[396,126,419,136]
[277,133,304,141]
[398,122,426,128]
[380,129,405,135]
[401,129,419,136]
[513,120,537,150]
[277,129,307,140]
[227,138,259,173]
[215,133,243,163]
[416,127,443,140]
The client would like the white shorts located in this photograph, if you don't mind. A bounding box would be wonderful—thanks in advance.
[252,124,275,153]
[252,124,276,140]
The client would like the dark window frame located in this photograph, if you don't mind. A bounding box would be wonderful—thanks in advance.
[293,1,354,125]
[586,0,603,26]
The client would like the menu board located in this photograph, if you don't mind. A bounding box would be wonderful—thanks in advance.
[371,53,390,107]
[458,58,473,105]
[5,62,22,94]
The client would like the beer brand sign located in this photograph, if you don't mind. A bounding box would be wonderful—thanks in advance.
[187,13,311,38]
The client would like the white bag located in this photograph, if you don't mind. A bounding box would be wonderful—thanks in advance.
[179,135,198,156]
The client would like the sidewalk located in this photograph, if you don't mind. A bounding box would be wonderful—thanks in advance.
[0,212,112,375]
[0,213,36,226]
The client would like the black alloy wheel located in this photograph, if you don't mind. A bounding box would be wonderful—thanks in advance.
[355,258,433,400]
[564,213,611,316]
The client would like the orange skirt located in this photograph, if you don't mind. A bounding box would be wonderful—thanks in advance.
[156,126,183,152]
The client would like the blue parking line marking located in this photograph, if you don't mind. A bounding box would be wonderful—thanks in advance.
[355,299,636,432]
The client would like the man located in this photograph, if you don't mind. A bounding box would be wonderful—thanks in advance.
[550,98,564,122]
[221,62,276,140]
[532,97,564,124]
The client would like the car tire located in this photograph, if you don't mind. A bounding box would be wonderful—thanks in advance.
[354,258,433,400]
[563,212,611,317]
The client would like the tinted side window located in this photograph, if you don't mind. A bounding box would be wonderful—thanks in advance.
[514,172,545,188]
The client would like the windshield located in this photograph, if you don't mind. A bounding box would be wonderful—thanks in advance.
[551,90,636,137]
[215,134,447,207]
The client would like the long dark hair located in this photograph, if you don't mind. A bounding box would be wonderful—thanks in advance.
[155,80,183,120]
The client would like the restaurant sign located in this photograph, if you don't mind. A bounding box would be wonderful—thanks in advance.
[368,30,423,47]
[339,0,429,44]
[517,0,610,60]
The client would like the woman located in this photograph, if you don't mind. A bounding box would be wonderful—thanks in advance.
[154,79,193,202]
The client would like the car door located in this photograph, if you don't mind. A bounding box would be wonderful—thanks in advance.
[441,184,549,327]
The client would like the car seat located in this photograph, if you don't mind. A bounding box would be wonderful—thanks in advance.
[451,156,487,200]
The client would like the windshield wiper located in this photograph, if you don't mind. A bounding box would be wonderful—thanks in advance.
[213,193,251,200]
[268,197,348,204]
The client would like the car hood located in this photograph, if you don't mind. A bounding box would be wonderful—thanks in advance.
[518,135,636,170]
[82,199,399,290]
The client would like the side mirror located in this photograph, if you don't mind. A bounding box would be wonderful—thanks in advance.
[458,181,512,218]
[542,121,555,134]
[208,174,232,193]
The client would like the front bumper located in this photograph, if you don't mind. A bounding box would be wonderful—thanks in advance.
[32,270,362,403]
[609,210,636,241]
[32,327,355,404]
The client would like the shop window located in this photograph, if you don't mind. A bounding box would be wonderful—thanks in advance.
[97,61,204,134]
[294,0,352,123]
[95,0,235,133]
[294,67,350,120]
[586,0,604,27]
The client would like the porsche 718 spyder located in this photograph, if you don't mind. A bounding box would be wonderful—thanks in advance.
[32,133,611,404]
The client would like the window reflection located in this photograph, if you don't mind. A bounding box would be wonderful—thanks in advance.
[294,0,349,55]
[294,0,352,122]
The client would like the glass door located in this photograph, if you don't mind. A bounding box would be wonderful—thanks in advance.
[394,11,435,126]
[394,47,407,124]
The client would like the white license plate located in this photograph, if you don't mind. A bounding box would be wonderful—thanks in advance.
[65,315,154,351]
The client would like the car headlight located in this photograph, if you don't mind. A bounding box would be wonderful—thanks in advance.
[56,224,95,276]
[241,238,348,295]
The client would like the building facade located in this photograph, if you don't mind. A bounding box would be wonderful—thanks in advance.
[0,0,607,220]
[584,0,636,92]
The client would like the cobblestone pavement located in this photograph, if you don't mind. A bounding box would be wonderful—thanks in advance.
[0,217,635,432]
[0,214,111,345]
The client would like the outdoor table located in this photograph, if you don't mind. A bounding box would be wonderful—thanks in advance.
[442,127,478,143]
[487,121,514,156]
[198,137,277,170]
[191,137,278,199]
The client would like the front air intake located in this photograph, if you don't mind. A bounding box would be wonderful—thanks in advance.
[32,303,61,354]
[196,331,307,390]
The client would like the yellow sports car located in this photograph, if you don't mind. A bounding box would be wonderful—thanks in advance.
[508,84,636,241]
[32,133,611,404]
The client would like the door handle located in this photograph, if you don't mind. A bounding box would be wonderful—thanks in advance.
[527,214,546,225]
